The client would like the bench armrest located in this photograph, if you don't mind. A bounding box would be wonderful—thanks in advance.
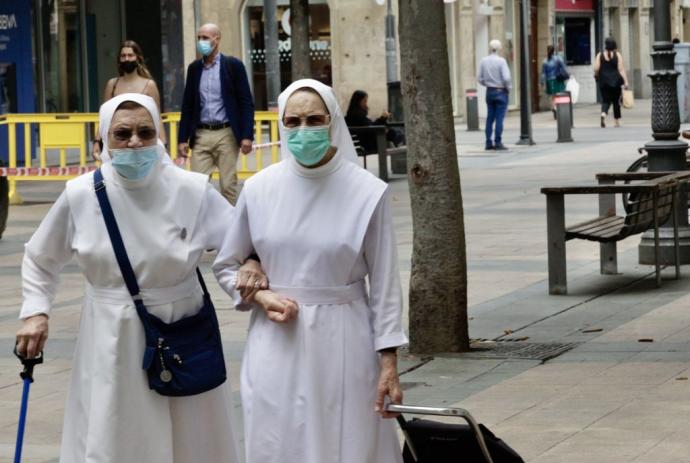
[541,184,665,195]
[595,172,683,182]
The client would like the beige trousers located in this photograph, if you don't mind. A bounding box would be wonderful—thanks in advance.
[191,127,239,204]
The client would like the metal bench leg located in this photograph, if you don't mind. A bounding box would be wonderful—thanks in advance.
[673,188,681,280]
[600,243,617,275]
[376,131,389,182]
[653,192,661,288]
[598,182,617,274]
[546,194,567,295]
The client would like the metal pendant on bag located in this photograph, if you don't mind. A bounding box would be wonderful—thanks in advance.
[160,369,173,383]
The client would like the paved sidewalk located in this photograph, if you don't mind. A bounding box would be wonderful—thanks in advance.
[2,99,690,462]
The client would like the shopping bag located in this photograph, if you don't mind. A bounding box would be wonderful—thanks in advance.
[565,77,580,104]
[622,88,634,109]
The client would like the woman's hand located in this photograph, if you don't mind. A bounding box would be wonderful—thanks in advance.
[254,290,298,323]
[16,314,49,359]
[236,259,269,301]
[375,350,403,418]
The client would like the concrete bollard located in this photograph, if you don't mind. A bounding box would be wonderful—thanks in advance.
[555,92,573,143]
[466,89,479,131]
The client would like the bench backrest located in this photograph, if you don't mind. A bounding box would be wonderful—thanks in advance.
[621,184,675,236]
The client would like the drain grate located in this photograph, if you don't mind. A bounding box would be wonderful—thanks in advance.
[466,341,579,361]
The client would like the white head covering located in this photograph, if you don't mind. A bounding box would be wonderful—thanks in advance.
[277,79,358,164]
[98,93,171,164]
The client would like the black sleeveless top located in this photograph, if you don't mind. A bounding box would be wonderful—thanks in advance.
[599,51,623,88]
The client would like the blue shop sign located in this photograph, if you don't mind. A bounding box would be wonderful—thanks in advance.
[0,1,36,164]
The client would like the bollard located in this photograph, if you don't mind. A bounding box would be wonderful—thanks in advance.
[555,92,573,143]
[566,90,574,128]
[466,89,480,131]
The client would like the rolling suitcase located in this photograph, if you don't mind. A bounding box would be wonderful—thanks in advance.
[387,404,524,463]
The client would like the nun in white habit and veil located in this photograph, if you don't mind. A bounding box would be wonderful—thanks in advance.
[213,79,408,462]
[16,93,243,463]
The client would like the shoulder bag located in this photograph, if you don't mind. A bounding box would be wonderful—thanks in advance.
[93,168,227,396]
[555,58,570,82]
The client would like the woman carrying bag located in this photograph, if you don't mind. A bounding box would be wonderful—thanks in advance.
[541,45,569,119]
[594,37,629,127]
[15,93,265,463]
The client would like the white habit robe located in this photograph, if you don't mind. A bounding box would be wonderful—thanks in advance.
[20,159,241,463]
[213,152,409,463]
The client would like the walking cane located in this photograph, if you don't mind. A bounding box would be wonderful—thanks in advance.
[13,346,43,463]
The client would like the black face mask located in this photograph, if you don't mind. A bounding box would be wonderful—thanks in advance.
[119,60,138,74]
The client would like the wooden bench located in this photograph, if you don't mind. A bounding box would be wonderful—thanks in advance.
[348,125,407,181]
[540,172,688,295]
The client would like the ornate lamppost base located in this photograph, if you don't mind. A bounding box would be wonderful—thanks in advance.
[638,139,690,265]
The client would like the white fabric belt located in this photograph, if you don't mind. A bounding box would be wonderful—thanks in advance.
[269,280,367,305]
[85,276,201,305]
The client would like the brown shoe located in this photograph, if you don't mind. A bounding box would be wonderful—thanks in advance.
[682,130,690,140]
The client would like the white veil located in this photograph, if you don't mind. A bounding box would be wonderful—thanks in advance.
[98,93,171,165]
[277,79,359,164]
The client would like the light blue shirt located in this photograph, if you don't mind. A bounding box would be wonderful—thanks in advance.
[199,54,229,124]
[477,53,512,90]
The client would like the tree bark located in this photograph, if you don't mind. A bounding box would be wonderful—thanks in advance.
[398,0,469,353]
[290,0,311,80]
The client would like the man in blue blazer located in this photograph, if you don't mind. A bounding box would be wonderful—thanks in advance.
[178,23,255,205]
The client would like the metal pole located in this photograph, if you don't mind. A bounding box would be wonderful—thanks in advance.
[595,0,603,103]
[639,0,690,265]
[385,0,397,83]
[264,0,281,109]
[516,0,534,145]
[79,0,89,111]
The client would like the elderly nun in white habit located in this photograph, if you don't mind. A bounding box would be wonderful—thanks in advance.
[15,93,252,463]
[213,79,409,463]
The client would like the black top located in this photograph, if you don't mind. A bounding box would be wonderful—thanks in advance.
[345,109,387,153]
[598,51,623,88]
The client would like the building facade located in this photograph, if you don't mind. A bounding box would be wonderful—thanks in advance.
[0,0,673,129]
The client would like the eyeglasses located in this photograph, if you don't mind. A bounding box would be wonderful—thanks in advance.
[282,114,330,129]
[111,127,157,142]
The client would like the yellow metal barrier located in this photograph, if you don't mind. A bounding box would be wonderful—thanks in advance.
[0,113,99,204]
[1,111,280,204]
[162,111,280,180]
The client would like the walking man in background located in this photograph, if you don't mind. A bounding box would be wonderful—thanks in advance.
[178,23,255,205]
[477,39,512,151]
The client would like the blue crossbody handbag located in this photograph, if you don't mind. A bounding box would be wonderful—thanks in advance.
[94,168,227,396]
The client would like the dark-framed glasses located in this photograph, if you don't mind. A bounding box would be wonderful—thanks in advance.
[282,114,330,129]
[111,127,157,142]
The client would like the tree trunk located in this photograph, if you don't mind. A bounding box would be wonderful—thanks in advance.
[398,0,469,353]
[290,0,311,80]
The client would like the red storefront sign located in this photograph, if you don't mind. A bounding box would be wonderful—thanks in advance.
[555,0,595,12]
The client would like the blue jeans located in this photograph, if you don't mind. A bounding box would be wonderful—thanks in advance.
[485,88,508,147]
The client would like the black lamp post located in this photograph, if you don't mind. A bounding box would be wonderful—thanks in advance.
[639,0,690,264]
[516,0,534,145]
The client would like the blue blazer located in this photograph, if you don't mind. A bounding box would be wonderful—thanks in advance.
[178,54,255,148]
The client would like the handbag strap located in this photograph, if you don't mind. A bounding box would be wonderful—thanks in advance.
[94,168,142,299]
[93,168,211,309]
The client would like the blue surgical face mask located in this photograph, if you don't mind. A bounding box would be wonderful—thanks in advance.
[110,145,159,180]
[197,40,213,57]
[286,126,331,166]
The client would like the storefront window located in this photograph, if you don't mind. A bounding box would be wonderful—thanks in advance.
[160,0,184,111]
[39,0,84,112]
[246,0,331,110]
